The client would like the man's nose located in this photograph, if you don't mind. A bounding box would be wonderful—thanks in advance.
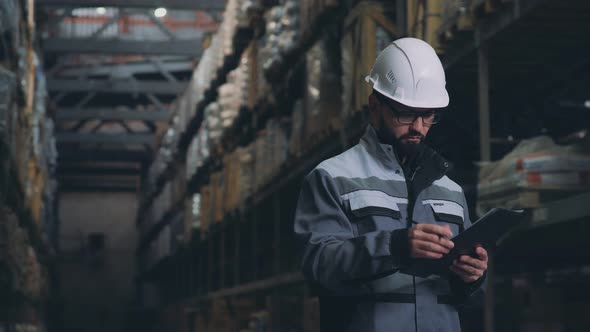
[410,116,425,131]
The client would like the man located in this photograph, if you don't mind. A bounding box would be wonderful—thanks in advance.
[294,38,487,332]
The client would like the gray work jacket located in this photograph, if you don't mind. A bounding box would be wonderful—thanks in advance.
[294,125,484,332]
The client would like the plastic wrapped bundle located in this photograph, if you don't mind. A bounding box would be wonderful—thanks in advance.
[221,0,240,58]
[260,1,301,80]
[32,70,47,160]
[237,146,255,202]
[42,119,58,174]
[205,102,223,150]
[186,135,200,180]
[186,127,210,180]
[218,82,241,128]
[477,135,590,215]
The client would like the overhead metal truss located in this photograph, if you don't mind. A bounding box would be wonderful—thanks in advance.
[56,133,155,145]
[47,78,186,94]
[36,0,226,10]
[57,59,193,78]
[56,108,170,122]
[58,148,152,162]
[44,38,203,57]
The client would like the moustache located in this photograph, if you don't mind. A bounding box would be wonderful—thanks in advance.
[400,131,424,141]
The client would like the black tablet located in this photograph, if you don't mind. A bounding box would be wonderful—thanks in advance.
[401,208,527,278]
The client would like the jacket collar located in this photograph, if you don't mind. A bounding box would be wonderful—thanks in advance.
[360,125,402,169]
[360,125,451,185]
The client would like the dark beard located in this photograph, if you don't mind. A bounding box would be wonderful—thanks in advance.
[375,120,426,166]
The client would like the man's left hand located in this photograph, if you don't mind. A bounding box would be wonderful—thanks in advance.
[450,246,488,283]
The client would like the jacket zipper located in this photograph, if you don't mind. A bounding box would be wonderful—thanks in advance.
[405,171,418,332]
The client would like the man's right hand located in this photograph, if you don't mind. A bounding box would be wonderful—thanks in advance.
[408,224,454,259]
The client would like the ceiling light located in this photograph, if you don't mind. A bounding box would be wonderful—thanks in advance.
[154,7,167,18]
[96,7,106,15]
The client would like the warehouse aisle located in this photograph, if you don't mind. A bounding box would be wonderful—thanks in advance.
[2,0,590,332]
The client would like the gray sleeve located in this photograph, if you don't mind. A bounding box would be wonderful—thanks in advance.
[294,168,407,288]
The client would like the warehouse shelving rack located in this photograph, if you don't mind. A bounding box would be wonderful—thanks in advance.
[433,1,590,331]
[1,1,57,330]
[135,2,349,265]
[135,0,590,331]
[134,2,361,329]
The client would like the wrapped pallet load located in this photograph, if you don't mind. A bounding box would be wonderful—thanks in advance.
[184,195,199,244]
[477,135,590,216]
[237,146,255,204]
[305,34,342,145]
[261,1,300,88]
[186,127,210,180]
[341,1,397,118]
[218,80,241,128]
[205,102,223,151]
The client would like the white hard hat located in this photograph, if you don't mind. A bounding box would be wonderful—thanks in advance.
[365,37,449,108]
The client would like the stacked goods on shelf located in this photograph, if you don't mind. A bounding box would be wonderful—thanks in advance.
[146,0,253,190]
[0,4,55,322]
[302,35,343,150]
[27,67,55,228]
[1,209,43,301]
[220,0,240,60]
[148,124,178,190]
[144,211,183,270]
[204,102,223,151]
[209,41,257,153]
[252,119,288,193]
[261,1,300,79]
[223,152,240,213]
[141,182,173,239]
[183,194,201,243]
[237,145,255,205]
[477,135,590,216]
[186,128,210,180]
[439,0,473,35]
[242,43,259,109]
[221,146,255,213]
[341,1,396,118]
